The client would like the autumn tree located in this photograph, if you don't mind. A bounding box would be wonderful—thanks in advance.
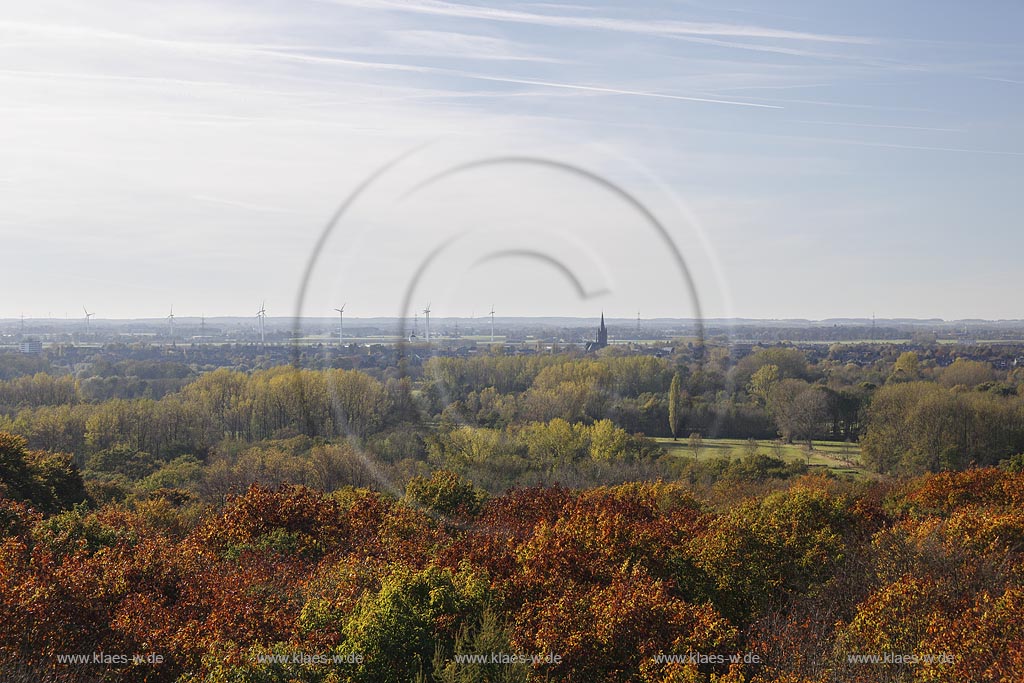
[767,380,829,449]
[939,357,995,388]
[861,382,1024,474]
[688,432,704,462]
[888,350,921,383]
[693,483,863,626]
[747,363,780,404]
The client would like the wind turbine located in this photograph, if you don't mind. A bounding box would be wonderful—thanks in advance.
[334,304,346,346]
[167,306,176,343]
[423,303,431,342]
[83,307,94,332]
[489,305,495,343]
[256,301,266,345]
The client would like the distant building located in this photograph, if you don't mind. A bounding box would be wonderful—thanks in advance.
[585,313,608,352]
[19,339,42,354]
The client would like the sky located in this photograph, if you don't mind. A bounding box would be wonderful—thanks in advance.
[1,0,1022,321]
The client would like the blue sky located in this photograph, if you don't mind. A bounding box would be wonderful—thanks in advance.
[2,0,1022,320]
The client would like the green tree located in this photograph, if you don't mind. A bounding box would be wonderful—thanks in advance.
[431,608,528,683]
[521,419,587,466]
[0,432,88,514]
[668,371,683,440]
[748,364,780,404]
[85,445,158,481]
[939,358,995,389]
[339,565,489,683]
[693,485,859,625]
[586,419,629,461]
[889,351,921,383]
[405,469,486,517]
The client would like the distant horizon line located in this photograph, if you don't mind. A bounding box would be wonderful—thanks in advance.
[3,315,1023,325]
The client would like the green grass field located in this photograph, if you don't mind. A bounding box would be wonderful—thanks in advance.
[655,436,868,478]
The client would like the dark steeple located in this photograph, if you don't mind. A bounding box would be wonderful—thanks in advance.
[587,312,608,352]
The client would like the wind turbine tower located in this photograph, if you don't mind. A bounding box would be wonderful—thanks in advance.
[83,307,94,333]
[167,306,176,344]
[334,304,346,346]
[489,305,495,343]
[423,303,431,342]
[256,301,267,345]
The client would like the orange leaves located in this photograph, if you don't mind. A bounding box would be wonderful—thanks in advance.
[933,587,1024,682]
[204,484,346,557]
[513,563,735,683]
[475,483,733,683]
[835,578,1024,682]
[1,469,1023,682]
[896,467,1024,517]
[0,496,40,538]
[839,573,945,653]
[439,484,571,583]
[942,507,1024,556]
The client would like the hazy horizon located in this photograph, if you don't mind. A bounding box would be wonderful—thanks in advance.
[4,313,1024,325]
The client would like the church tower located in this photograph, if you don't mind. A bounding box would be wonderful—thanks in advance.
[587,313,608,351]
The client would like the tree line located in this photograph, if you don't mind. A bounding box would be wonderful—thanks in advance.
[2,346,1023,480]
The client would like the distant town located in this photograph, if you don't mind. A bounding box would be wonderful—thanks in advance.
[4,312,1024,347]
[4,313,1024,376]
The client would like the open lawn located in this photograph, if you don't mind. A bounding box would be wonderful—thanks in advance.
[655,436,869,478]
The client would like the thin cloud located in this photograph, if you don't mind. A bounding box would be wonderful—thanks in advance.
[739,96,936,112]
[325,0,873,45]
[714,82,834,92]
[380,29,567,62]
[453,73,783,108]
[247,47,782,108]
[0,21,775,109]
[791,120,961,133]
[978,75,1023,85]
